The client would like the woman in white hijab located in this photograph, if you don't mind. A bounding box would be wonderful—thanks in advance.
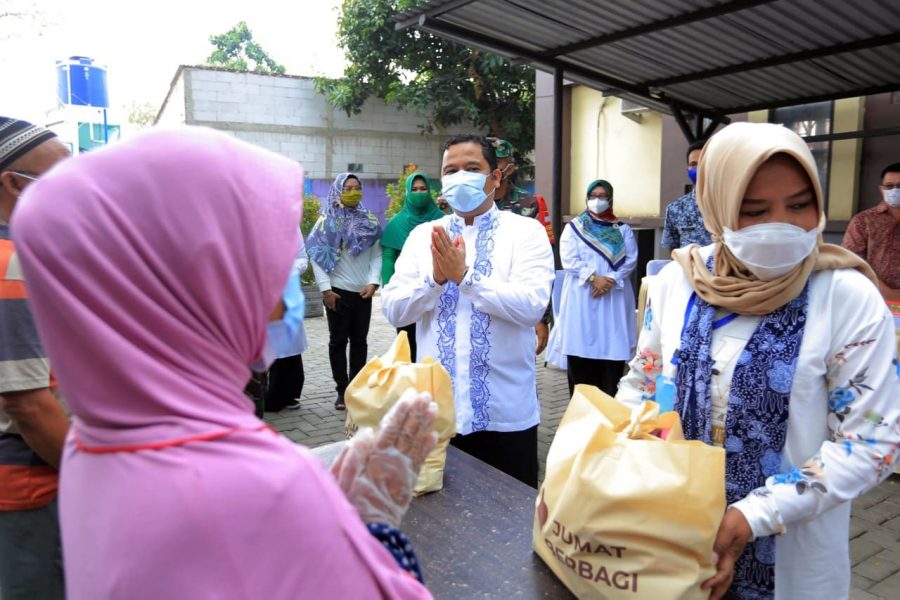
[616,122,899,600]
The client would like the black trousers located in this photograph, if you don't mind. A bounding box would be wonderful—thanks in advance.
[264,354,304,411]
[450,425,539,488]
[397,323,417,362]
[325,288,372,395]
[566,355,626,398]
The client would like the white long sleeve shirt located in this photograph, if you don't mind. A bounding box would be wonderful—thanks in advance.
[617,245,900,599]
[557,221,638,360]
[287,239,309,356]
[312,243,381,293]
[381,206,555,435]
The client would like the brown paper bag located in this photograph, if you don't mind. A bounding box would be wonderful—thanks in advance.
[345,331,456,494]
[533,385,725,599]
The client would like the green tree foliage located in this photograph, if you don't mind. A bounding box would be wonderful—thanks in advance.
[207,21,286,75]
[128,101,157,130]
[316,0,535,174]
[301,194,321,285]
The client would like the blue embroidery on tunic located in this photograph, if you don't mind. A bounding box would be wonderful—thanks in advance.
[674,256,809,600]
[469,215,498,431]
[436,220,462,382]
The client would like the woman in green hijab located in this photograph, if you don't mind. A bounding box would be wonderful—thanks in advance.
[380,172,445,360]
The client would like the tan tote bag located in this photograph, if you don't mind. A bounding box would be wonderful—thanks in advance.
[345,331,456,494]
[533,385,726,599]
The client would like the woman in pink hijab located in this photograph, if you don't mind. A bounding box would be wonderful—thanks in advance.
[12,128,435,599]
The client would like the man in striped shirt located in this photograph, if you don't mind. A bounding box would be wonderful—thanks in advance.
[0,117,70,599]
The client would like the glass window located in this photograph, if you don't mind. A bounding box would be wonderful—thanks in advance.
[770,101,833,205]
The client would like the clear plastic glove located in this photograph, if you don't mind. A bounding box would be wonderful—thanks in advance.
[331,389,438,527]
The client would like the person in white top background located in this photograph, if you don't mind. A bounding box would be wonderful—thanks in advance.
[556,179,637,397]
[616,122,899,600]
[382,134,554,487]
[308,173,381,411]
[262,239,309,413]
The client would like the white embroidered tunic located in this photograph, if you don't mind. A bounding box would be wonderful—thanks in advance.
[557,221,638,360]
[617,246,900,599]
[382,206,555,435]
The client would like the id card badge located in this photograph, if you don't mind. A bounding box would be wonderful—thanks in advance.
[655,374,676,413]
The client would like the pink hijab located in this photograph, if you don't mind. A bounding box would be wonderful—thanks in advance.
[12,128,430,599]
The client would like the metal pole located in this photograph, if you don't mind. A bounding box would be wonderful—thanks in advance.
[552,66,563,267]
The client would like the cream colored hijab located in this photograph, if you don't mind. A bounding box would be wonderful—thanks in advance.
[672,122,875,315]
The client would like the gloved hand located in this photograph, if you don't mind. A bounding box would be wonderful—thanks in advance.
[331,389,438,527]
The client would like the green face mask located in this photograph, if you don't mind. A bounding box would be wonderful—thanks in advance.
[407,191,433,209]
[341,189,362,207]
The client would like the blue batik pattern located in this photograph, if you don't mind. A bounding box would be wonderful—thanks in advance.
[436,219,463,382]
[673,258,809,600]
[469,214,499,431]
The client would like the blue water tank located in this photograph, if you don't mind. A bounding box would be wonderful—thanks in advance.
[56,56,109,108]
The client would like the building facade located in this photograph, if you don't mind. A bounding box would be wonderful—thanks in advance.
[535,71,900,262]
[155,66,472,220]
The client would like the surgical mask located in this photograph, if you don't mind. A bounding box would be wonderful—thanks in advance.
[883,188,900,208]
[441,170,494,213]
[587,198,610,215]
[407,191,433,210]
[250,271,306,371]
[722,222,818,281]
[687,167,698,185]
[341,189,362,207]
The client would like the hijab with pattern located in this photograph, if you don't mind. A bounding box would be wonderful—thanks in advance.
[672,122,875,315]
[307,172,381,272]
[568,179,626,269]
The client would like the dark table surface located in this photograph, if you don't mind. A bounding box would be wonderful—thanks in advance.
[403,446,574,599]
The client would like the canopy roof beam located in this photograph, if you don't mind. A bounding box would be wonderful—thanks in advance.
[541,0,778,58]
[645,32,900,87]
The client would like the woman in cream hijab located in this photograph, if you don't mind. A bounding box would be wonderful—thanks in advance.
[616,122,899,600]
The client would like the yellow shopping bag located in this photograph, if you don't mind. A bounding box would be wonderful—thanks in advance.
[345,331,456,494]
[533,385,725,599]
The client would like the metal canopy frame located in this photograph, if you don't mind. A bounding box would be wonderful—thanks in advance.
[394,0,900,249]
[396,0,900,142]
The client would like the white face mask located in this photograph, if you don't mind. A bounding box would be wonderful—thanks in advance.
[883,188,900,208]
[587,198,609,215]
[722,222,818,281]
[441,170,494,213]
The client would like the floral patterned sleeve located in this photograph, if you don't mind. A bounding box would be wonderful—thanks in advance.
[732,309,900,539]
[615,272,665,409]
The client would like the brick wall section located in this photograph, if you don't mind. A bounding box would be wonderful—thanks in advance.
[157,67,474,180]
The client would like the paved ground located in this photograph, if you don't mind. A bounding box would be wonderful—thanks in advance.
[266,294,900,600]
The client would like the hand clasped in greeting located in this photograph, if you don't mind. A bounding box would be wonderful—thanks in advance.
[431,226,467,285]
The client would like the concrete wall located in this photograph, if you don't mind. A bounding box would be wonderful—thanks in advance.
[156,73,186,128]
[828,97,865,221]
[534,70,572,217]
[569,88,662,218]
[156,66,474,220]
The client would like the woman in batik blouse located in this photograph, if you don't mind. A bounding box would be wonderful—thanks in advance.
[616,122,899,600]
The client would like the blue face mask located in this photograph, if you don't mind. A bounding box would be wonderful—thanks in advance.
[441,170,495,213]
[250,271,306,372]
[687,167,698,185]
